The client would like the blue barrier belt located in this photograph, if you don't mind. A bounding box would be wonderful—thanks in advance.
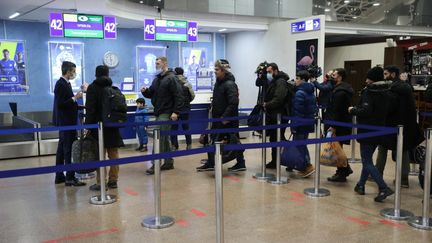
[160,121,314,136]
[322,119,397,132]
[0,146,215,179]
[0,124,99,135]
[420,112,432,117]
[239,108,254,112]
[224,129,397,151]
[282,116,316,123]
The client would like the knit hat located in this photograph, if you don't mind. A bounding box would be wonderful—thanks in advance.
[366,66,384,82]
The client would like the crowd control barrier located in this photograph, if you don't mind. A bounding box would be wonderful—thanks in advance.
[267,114,288,185]
[253,111,274,181]
[380,126,414,220]
[215,142,224,243]
[348,116,361,163]
[408,128,432,230]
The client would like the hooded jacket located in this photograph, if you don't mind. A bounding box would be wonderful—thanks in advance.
[324,82,354,142]
[264,71,292,123]
[292,81,317,134]
[85,76,124,148]
[349,81,392,145]
[211,72,239,129]
[176,74,195,112]
[142,70,184,116]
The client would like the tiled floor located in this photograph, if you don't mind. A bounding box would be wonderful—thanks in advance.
[0,135,431,243]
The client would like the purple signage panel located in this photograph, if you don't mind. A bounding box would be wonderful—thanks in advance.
[104,16,117,39]
[144,19,156,40]
[187,21,198,42]
[49,12,64,37]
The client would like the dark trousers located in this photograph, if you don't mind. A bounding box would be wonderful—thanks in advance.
[358,143,388,191]
[268,127,286,162]
[206,122,245,166]
[170,113,192,148]
[336,142,351,175]
[55,130,77,181]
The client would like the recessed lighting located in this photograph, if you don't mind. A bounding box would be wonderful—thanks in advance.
[139,1,143,3]
[352,16,358,19]
[344,0,350,3]
[325,8,331,12]
[218,28,227,32]
[8,12,20,19]
[373,3,381,6]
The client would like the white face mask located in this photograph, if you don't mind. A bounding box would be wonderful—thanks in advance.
[69,73,76,80]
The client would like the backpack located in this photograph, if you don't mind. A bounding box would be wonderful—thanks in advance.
[284,81,295,116]
[102,86,128,123]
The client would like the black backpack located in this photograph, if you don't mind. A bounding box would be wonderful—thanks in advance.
[102,86,128,123]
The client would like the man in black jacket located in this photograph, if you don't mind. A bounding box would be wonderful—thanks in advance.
[52,61,85,186]
[196,59,246,172]
[141,57,184,175]
[85,65,124,190]
[325,68,354,182]
[263,63,292,169]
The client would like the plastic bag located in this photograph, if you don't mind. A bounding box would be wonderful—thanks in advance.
[320,141,347,167]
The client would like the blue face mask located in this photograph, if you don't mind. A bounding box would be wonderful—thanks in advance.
[266,73,273,81]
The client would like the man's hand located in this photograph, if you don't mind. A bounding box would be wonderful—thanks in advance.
[348,106,354,113]
[328,127,336,133]
[74,91,83,100]
[170,113,178,121]
[221,117,229,125]
[140,87,148,93]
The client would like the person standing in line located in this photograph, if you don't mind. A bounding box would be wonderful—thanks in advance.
[135,98,149,152]
[52,61,86,186]
[141,57,184,175]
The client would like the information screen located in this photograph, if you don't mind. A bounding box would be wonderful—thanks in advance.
[155,19,187,42]
[63,14,104,38]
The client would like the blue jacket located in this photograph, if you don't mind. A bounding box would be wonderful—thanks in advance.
[135,107,149,124]
[292,82,317,133]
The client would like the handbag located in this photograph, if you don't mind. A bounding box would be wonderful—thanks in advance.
[71,135,99,174]
[320,133,348,167]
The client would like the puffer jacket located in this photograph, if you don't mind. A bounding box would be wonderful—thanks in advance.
[292,82,317,134]
[264,71,291,123]
[211,72,239,129]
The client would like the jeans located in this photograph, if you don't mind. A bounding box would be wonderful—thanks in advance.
[292,132,311,165]
[170,113,192,148]
[55,130,77,181]
[358,143,388,191]
[136,126,148,146]
[96,148,120,183]
[156,114,173,165]
[375,145,410,182]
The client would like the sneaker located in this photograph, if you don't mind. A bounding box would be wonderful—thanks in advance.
[228,163,247,172]
[146,165,154,175]
[107,181,118,189]
[161,163,174,171]
[196,163,214,172]
[89,183,108,191]
[265,161,276,169]
[299,164,315,178]
[140,146,148,152]
[354,184,365,195]
[200,159,208,164]
[327,173,347,182]
[186,144,192,150]
[374,188,394,202]
[65,179,86,187]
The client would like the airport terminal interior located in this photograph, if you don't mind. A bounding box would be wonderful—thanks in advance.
[1,0,432,242]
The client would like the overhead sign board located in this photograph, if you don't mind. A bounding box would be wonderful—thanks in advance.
[291,18,321,33]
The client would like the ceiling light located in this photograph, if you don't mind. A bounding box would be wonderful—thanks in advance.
[325,8,331,12]
[344,0,350,3]
[373,3,381,6]
[9,12,20,19]
[139,1,143,3]
[352,16,358,19]
[218,28,227,32]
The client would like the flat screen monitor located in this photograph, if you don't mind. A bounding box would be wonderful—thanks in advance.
[63,14,104,39]
[155,19,187,42]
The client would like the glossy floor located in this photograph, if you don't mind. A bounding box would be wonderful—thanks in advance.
[0,135,431,243]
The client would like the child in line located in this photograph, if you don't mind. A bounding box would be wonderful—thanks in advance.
[135,98,149,152]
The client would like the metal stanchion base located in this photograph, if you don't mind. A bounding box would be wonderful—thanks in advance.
[142,216,175,229]
[75,172,96,180]
[348,158,361,163]
[253,172,275,181]
[89,195,117,205]
[408,216,432,230]
[304,188,330,197]
[409,171,419,176]
[267,177,288,184]
[380,208,414,220]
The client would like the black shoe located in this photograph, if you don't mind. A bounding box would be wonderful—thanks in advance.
[146,165,154,175]
[228,163,246,172]
[196,163,214,172]
[266,161,276,169]
[327,173,347,182]
[286,167,293,172]
[107,181,118,189]
[135,146,143,151]
[354,184,365,195]
[161,163,174,171]
[55,177,66,184]
[374,188,394,202]
[65,179,86,187]
[89,183,107,191]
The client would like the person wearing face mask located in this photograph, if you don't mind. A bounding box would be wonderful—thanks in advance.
[262,63,293,169]
[141,57,184,175]
[52,61,86,187]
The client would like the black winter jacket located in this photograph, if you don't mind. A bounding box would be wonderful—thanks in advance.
[212,72,239,128]
[349,81,392,145]
[142,70,184,116]
[264,71,292,123]
[85,76,124,148]
[324,82,353,143]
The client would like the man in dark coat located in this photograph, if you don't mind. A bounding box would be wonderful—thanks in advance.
[264,63,292,169]
[141,57,184,175]
[325,68,354,182]
[375,65,424,187]
[348,66,394,202]
[52,61,86,186]
[196,59,246,172]
[85,65,124,190]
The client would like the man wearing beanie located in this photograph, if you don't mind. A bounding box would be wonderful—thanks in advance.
[85,65,124,191]
[348,66,394,202]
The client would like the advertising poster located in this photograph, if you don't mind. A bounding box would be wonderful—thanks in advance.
[49,42,84,92]
[296,38,318,72]
[182,47,213,90]
[136,46,166,89]
[0,40,28,94]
